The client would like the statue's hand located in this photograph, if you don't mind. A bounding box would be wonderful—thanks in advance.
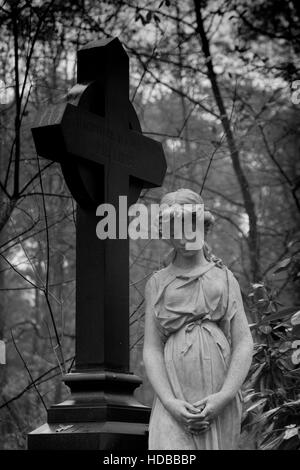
[192,391,231,422]
[164,398,210,435]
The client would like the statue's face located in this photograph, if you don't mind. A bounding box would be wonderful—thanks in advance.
[166,214,203,256]
[169,236,201,257]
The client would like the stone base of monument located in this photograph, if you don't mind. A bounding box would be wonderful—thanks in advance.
[27,371,151,450]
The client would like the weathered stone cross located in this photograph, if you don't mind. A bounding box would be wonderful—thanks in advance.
[29,38,166,448]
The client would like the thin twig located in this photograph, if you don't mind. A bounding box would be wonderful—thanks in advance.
[10,329,47,412]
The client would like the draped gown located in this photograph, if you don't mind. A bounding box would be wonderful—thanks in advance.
[145,260,244,450]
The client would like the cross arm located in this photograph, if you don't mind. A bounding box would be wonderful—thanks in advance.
[32,103,167,188]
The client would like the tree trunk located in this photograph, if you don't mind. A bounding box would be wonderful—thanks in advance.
[193,0,260,281]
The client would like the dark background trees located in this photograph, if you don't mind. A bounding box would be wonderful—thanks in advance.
[0,0,299,449]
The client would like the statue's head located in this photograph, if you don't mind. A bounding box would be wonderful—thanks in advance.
[158,188,215,259]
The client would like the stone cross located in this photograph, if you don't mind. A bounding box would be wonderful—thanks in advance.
[32,38,166,376]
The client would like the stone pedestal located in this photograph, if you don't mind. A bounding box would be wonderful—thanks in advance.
[28,371,151,450]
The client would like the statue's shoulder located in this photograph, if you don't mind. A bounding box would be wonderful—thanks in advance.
[151,265,170,282]
[145,266,166,288]
[211,258,238,282]
[211,261,237,286]
[220,266,242,289]
[146,265,172,289]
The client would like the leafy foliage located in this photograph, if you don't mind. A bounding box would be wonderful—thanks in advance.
[242,249,300,449]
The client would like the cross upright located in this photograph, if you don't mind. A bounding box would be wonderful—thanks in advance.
[29,38,166,449]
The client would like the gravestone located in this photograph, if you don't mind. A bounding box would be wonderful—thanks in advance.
[28,37,166,450]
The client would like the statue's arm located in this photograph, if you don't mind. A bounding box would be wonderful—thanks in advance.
[219,275,254,403]
[142,275,175,407]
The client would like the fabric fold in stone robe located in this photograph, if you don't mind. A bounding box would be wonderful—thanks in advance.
[145,261,244,450]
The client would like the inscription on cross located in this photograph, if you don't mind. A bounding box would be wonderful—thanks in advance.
[32,37,167,375]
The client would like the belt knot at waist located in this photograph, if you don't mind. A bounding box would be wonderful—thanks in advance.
[180,315,212,355]
[185,315,211,330]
